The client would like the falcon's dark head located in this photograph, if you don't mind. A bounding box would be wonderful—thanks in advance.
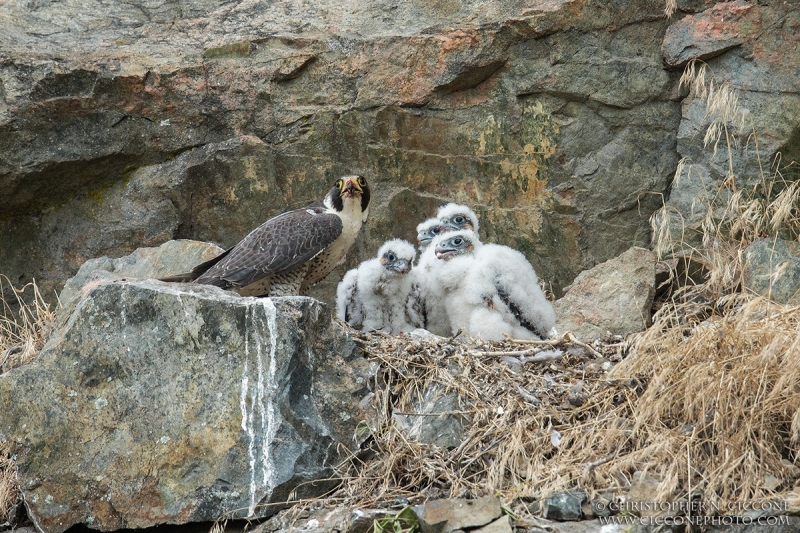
[416,218,445,249]
[435,230,479,261]
[325,175,371,222]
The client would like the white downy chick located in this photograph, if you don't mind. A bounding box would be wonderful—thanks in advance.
[335,239,417,333]
[411,205,481,335]
[435,230,556,341]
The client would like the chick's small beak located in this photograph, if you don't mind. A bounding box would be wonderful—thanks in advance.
[435,245,456,260]
[394,260,411,274]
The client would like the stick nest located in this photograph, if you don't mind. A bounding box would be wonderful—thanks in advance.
[333,302,800,513]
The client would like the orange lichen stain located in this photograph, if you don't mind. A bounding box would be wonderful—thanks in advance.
[439,29,479,55]
[405,173,429,189]
[476,115,505,156]
[539,136,556,159]
[512,207,544,235]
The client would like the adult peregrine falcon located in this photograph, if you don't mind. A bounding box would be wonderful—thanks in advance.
[433,230,557,341]
[161,175,371,297]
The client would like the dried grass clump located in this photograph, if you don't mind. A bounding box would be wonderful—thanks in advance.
[664,0,678,18]
[0,275,55,525]
[0,440,19,526]
[0,275,56,374]
[652,61,800,307]
[617,298,800,506]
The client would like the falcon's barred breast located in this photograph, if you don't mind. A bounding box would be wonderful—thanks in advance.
[161,175,371,297]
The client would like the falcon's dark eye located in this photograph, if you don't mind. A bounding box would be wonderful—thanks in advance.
[453,238,463,246]
[336,179,343,189]
[454,216,466,225]
[357,176,367,187]
[387,253,396,262]
[431,227,441,235]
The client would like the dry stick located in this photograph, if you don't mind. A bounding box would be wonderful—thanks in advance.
[504,334,564,346]
[582,453,617,477]
[468,348,564,362]
[503,331,604,358]
[392,410,471,417]
[565,332,604,358]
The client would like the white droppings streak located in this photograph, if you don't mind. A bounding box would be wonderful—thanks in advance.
[240,300,281,517]
[261,299,279,487]
[240,325,257,517]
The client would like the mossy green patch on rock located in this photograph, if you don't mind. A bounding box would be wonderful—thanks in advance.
[203,41,252,59]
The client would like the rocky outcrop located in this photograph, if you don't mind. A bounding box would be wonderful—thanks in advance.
[661,1,800,244]
[553,247,656,340]
[58,239,224,305]
[0,280,377,533]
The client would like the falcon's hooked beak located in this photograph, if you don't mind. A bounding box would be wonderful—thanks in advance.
[435,238,472,261]
[339,176,365,198]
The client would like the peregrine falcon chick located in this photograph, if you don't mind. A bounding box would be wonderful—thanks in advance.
[434,230,556,341]
[161,175,371,297]
[336,239,417,334]
[411,204,481,335]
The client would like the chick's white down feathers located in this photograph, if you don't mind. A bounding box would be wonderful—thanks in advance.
[339,204,556,341]
[436,203,480,235]
[336,239,417,334]
[433,230,556,341]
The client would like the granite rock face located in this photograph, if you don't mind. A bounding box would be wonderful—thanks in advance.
[0,0,679,305]
[58,239,225,305]
[0,0,797,306]
[553,247,656,341]
[0,280,377,533]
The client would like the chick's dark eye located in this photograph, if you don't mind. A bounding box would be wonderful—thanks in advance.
[387,253,396,261]
[455,216,466,224]
[454,238,463,245]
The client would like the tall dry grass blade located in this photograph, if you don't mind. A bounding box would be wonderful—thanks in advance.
[0,275,56,373]
[664,0,678,18]
[0,440,19,525]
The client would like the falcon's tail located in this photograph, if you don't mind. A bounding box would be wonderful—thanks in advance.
[159,247,233,283]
